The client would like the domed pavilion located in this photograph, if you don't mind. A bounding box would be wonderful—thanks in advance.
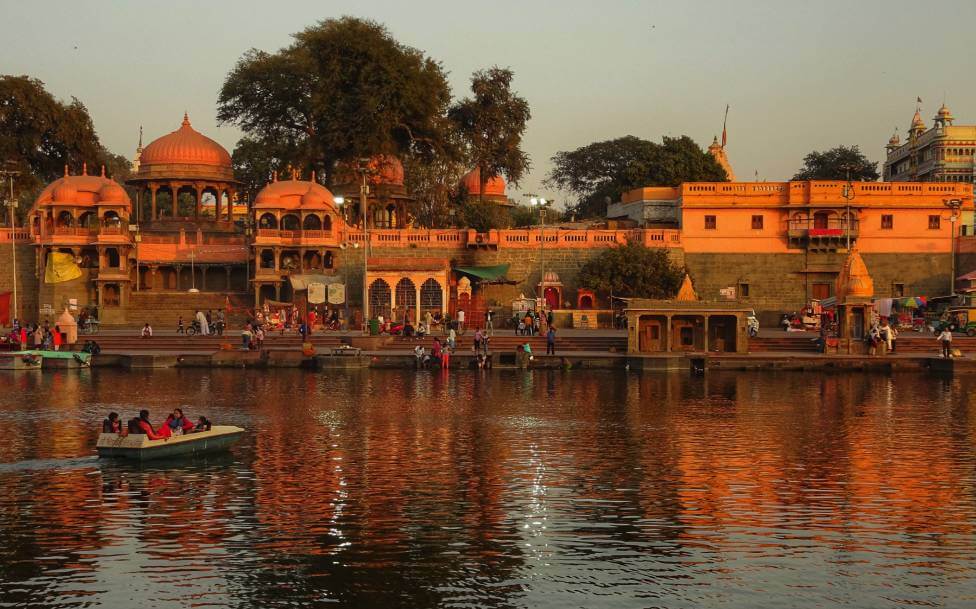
[331,155,413,229]
[29,164,135,313]
[251,171,346,305]
[127,113,240,223]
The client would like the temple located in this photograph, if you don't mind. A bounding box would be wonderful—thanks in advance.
[2,112,974,330]
[884,103,976,183]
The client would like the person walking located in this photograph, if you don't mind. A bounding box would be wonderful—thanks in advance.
[889,324,898,354]
[456,308,465,334]
[938,327,953,358]
[546,326,556,355]
[176,315,185,334]
[485,309,494,336]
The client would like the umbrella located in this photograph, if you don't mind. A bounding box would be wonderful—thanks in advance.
[900,298,917,309]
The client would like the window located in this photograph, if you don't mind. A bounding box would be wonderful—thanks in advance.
[704,215,716,230]
[892,283,905,297]
[929,215,941,229]
[739,283,750,298]
[881,214,894,229]
[751,215,764,230]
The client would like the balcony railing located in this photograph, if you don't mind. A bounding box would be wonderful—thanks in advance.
[787,218,859,239]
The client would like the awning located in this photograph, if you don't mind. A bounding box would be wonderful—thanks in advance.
[288,274,342,290]
[455,264,511,282]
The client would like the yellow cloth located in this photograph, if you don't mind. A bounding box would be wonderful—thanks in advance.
[45,252,83,284]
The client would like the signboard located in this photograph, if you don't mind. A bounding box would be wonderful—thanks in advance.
[40,304,55,316]
[68,298,78,311]
[327,283,346,305]
[719,286,737,300]
[307,282,326,304]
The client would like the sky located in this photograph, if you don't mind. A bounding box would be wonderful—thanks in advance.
[3,0,976,207]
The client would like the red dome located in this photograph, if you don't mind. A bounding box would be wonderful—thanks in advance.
[461,167,506,198]
[34,174,131,209]
[253,178,337,211]
[139,114,232,169]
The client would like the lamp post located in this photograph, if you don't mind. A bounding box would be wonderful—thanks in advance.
[945,197,963,295]
[840,168,856,251]
[524,194,550,309]
[1,165,20,324]
[357,159,371,328]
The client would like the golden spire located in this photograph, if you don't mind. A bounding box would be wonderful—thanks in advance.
[675,274,698,301]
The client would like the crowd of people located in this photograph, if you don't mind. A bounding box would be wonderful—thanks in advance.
[101,408,212,440]
[4,319,64,350]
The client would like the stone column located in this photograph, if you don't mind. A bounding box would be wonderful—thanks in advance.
[150,186,158,221]
[227,188,235,224]
[171,183,179,218]
[703,315,709,352]
[274,283,281,301]
[254,283,261,308]
[389,278,396,319]
[193,183,201,218]
[273,247,280,271]
[150,265,158,291]
[215,188,222,221]
[225,267,232,290]
[174,265,183,290]
[415,283,421,326]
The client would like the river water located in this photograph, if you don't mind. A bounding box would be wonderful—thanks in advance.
[0,368,974,608]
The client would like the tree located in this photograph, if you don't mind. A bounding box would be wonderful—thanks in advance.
[792,145,879,181]
[218,17,453,182]
[231,136,300,204]
[546,135,727,219]
[449,67,531,200]
[0,75,107,213]
[402,121,469,228]
[577,242,684,299]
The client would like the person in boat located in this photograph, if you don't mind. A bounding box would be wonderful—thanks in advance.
[163,408,195,436]
[129,410,168,440]
[194,416,212,432]
[102,412,122,434]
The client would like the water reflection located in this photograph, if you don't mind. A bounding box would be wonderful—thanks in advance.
[0,369,974,608]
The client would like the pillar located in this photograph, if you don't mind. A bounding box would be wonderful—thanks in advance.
[226,267,232,290]
[202,265,208,291]
[150,266,158,291]
[273,247,280,271]
[193,184,201,218]
[703,315,709,352]
[175,265,183,290]
[415,283,421,326]
[254,283,261,308]
[274,283,281,301]
[215,188,222,221]
[227,188,235,224]
[150,186,158,221]
[171,183,179,218]
[390,279,396,318]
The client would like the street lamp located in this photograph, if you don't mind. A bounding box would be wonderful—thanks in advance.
[524,194,550,309]
[945,197,963,295]
[1,164,20,325]
[840,168,856,250]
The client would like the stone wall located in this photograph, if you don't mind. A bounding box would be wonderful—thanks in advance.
[0,244,38,322]
[684,251,952,325]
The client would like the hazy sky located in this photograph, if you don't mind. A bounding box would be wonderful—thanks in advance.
[3,0,975,205]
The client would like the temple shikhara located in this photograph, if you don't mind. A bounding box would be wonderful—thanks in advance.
[3,109,975,333]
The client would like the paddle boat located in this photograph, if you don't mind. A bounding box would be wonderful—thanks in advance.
[96,425,245,460]
[35,350,91,369]
[0,351,43,370]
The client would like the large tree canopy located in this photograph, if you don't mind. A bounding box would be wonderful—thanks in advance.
[449,67,530,198]
[577,242,684,299]
[546,135,727,219]
[0,75,125,215]
[792,145,879,181]
[218,16,454,183]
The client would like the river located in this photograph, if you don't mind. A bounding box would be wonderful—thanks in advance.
[0,368,974,608]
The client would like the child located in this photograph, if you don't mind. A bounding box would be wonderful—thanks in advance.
[194,416,212,432]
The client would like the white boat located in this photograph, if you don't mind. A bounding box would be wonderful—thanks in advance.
[96,425,245,460]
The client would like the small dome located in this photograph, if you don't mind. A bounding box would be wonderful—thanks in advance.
[98,181,127,203]
[253,177,337,211]
[139,114,232,170]
[935,103,953,119]
[461,167,506,198]
[888,131,901,146]
[52,180,77,203]
[836,248,874,300]
[542,271,561,284]
[34,174,131,211]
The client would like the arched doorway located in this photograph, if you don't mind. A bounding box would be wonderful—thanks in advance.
[813,210,833,230]
[420,278,442,315]
[369,279,391,319]
[395,278,416,323]
[281,214,300,231]
[259,213,278,229]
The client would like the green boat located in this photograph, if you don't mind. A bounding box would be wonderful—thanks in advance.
[8,350,91,369]
[96,425,245,460]
[0,352,43,370]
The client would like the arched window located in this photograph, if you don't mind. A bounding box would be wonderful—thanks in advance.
[259,213,278,229]
[56,211,74,228]
[281,214,300,231]
[303,215,322,230]
[323,215,333,233]
[369,279,391,319]
[420,278,442,314]
[395,278,417,322]
[78,211,96,229]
